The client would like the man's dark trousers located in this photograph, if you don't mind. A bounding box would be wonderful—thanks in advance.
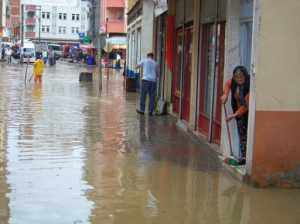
[140,80,156,114]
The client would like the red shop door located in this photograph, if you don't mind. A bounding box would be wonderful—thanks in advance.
[172,30,183,115]
[181,27,193,122]
[198,23,225,144]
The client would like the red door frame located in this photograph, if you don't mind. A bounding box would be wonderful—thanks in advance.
[198,22,225,144]
[181,27,193,122]
[172,29,183,115]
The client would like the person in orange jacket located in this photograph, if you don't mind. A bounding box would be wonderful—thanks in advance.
[221,66,250,164]
[33,55,45,84]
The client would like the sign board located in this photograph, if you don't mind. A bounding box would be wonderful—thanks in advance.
[79,32,85,39]
[154,0,168,17]
[99,25,106,34]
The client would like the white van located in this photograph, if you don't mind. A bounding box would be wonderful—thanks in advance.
[21,41,36,63]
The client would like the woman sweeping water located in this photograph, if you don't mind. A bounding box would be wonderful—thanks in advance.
[221,66,250,165]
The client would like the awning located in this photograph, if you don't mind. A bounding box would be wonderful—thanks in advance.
[106,37,127,45]
[104,37,127,52]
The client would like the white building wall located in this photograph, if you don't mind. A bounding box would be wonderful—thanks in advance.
[141,0,154,58]
[22,0,90,42]
[1,0,10,37]
[127,0,154,73]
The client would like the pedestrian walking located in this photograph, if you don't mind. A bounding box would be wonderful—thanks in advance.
[136,53,159,116]
[33,55,45,84]
[1,45,5,60]
[221,66,250,165]
[7,48,12,64]
[42,50,48,64]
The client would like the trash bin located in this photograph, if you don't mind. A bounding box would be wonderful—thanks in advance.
[125,70,138,92]
[79,72,93,82]
[87,56,95,65]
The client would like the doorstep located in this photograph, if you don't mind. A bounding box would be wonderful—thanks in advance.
[173,114,249,183]
[218,155,247,182]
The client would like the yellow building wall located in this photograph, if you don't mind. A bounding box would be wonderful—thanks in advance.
[128,0,139,12]
[256,0,300,111]
[252,0,300,187]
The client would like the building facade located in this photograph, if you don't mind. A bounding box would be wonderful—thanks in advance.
[127,0,300,187]
[126,0,154,75]
[101,0,126,36]
[21,0,91,43]
[0,0,19,40]
[5,0,21,40]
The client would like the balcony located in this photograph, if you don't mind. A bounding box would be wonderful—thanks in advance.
[25,17,36,26]
[25,5,36,12]
[106,0,125,8]
[106,20,125,33]
[25,32,36,38]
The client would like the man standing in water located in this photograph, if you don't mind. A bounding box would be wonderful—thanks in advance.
[136,53,159,116]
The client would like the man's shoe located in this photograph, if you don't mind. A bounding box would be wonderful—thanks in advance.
[136,109,144,115]
[238,158,246,165]
[149,112,154,116]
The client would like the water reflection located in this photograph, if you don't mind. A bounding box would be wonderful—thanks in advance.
[2,63,94,223]
[0,62,299,224]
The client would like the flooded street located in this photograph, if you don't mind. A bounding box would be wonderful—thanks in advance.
[0,61,299,224]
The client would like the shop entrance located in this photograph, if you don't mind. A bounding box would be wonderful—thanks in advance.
[172,27,193,122]
[198,22,225,144]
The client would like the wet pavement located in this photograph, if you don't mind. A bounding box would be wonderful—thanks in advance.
[0,61,300,224]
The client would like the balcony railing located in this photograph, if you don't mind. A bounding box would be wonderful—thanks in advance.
[106,0,125,8]
[106,20,125,33]
[25,17,36,26]
[25,32,36,38]
[25,5,36,12]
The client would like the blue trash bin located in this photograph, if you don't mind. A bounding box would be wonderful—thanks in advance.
[87,56,95,65]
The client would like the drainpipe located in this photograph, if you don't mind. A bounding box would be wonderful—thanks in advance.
[178,0,186,120]
[208,0,220,143]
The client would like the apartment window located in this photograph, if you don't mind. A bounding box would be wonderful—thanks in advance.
[72,27,79,34]
[42,25,50,33]
[26,26,34,32]
[59,13,67,20]
[72,14,80,21]
[59,26,67,34]
[42,12,50,19]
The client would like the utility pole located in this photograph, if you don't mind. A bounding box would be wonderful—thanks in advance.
[38,6,41,43]
[96,0,103,91]
[21,4,24,47]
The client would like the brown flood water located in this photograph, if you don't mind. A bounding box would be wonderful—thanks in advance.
[0,62,299,224]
